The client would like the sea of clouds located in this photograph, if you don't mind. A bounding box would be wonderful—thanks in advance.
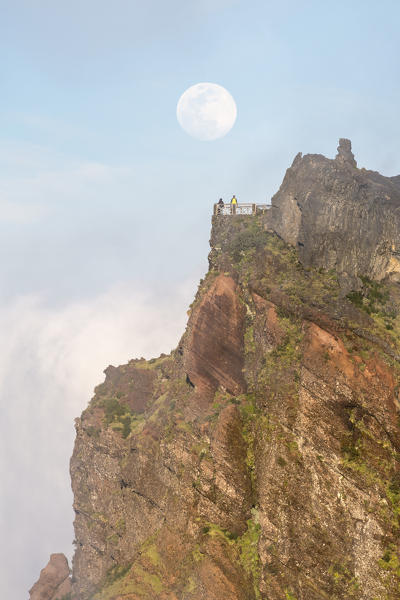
[0,281,194,599]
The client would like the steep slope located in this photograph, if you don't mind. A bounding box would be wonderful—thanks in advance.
[32,140,400,600]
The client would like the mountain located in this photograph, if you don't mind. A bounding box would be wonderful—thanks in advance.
[30,140,400,600]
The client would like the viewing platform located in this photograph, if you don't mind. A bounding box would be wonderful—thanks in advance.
[213,203,270,216]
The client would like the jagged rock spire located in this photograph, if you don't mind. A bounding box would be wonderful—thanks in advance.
[29,554,71,600]
[335,138,357,168]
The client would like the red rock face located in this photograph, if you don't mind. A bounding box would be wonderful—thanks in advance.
[29,554,71,600]
[183,274,246,399]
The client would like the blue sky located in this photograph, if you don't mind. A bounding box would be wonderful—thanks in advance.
[1,1,400,598]
[2,0,400,303]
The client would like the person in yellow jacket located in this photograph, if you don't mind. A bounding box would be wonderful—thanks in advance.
[230,195,238,204]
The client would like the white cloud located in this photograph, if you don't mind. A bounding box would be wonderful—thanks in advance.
[0,280,195,599]
[0,141,142,235]
[0,200,46,223]
[0,140,132,204]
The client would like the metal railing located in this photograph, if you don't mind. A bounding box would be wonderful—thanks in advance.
[213,203,270,216]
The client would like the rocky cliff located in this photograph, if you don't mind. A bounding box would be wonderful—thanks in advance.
[268,139,400,292]
[32,141,400,600]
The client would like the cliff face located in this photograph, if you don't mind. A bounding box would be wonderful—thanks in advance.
[32,141,400,600]
[70,272,254,600]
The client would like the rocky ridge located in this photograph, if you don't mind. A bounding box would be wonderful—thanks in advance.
[31,141,400,600]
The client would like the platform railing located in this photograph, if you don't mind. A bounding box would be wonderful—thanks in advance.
[213,203,270,216]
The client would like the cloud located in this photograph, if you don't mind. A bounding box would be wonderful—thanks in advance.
[0,141,141,238]
[0,281,195,599]
[0,200,46,223]
[0,140,131,202]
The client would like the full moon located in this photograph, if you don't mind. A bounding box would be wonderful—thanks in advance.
[176,82,237,141]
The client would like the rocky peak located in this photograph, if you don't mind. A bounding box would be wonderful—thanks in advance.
[29,553,71,600]
[335,137,357,168]
[267,139,400,291]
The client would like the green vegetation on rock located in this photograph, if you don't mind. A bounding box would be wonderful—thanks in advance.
[98,396,145,438]
[238,514,262,599]
[202,515,261,598]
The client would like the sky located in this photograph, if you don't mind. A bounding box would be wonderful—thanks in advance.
[2,1,400,597]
